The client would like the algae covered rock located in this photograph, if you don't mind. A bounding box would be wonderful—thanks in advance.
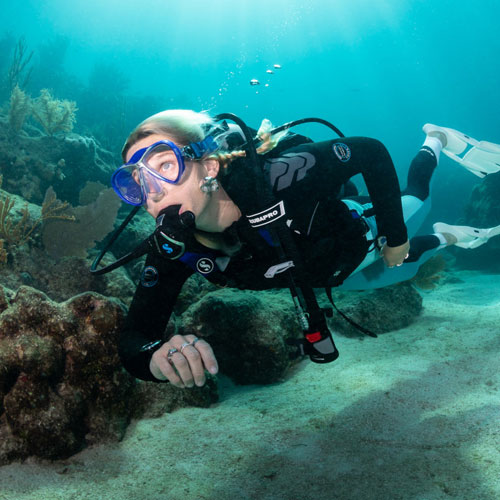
[179,288,303,385]
[455,171,500,271]
[0,286,130,462]
[0,286,218,464]
[325,281,423,337]
[0,243,135,307]
[0,113,116,206]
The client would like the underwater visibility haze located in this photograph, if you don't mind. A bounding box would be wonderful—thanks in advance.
[0,1,499,499]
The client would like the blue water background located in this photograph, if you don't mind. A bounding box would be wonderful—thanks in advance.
[3,0,500,224]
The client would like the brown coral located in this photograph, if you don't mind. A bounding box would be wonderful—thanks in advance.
[7,36,33,91]
[0,240,6,264]
[0,286,130,462]
[8,84,31,132]
[31,88,77,136]
[0,286,218,464]
[0,180,75,247]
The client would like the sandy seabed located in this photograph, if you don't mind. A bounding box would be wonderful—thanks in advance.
[1,270,499,500]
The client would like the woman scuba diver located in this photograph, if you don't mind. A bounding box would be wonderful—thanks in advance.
[98,109,500,388]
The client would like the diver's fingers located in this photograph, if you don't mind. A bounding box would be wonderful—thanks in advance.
[150,335,218,388]
[185,336,219,379]
[150,345,185,388]
[176,342,206,387]
[169,335,213,388]
[166,349,195,388]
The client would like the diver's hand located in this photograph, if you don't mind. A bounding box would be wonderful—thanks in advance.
[381,239,410,268]
[149,334,219,388]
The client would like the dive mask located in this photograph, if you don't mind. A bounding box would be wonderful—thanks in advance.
[112,137,218,206]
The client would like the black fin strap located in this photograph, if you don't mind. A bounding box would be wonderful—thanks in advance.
[325,287,378,338]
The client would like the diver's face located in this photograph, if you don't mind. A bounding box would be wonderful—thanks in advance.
[126,134,215,220]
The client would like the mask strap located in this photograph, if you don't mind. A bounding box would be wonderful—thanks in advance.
[183,136,218,159]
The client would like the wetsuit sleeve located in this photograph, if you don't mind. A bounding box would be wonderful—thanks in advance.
[118,254,194,382]
[268,137,408,247]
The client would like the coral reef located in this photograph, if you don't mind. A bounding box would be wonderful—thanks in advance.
[0,286,217,464]
[0,112,116,205]
[41,187,120,259]
[0,286,129,462]
[0,243,135,306]
[0,173,136,306]
[0,179,74,247]
[0,182,135,306]
[31,88,77,136]
[7,84,30,132]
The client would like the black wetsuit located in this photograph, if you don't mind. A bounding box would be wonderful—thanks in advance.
[119,137,410,381]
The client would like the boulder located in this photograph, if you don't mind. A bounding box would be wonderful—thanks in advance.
[179,288,304,385]
[178,283,423,385]
[454,171,500,271]
[0,286,218,464]
[323,281,423,337]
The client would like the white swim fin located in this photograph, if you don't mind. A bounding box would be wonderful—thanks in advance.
[423,123,500,178]
[433,222,500,249]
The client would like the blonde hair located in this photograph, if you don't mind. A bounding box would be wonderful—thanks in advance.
[121,109,216,162]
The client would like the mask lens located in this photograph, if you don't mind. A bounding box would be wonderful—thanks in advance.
[140,168,165,196]
[112,141,185,206]
[142,143,181,182]
[112,166,144,205]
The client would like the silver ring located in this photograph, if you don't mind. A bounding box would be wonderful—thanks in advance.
[397,263,403,267]
[167,348,178,362]
[191,337,200,347]
[180,342,191,353]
